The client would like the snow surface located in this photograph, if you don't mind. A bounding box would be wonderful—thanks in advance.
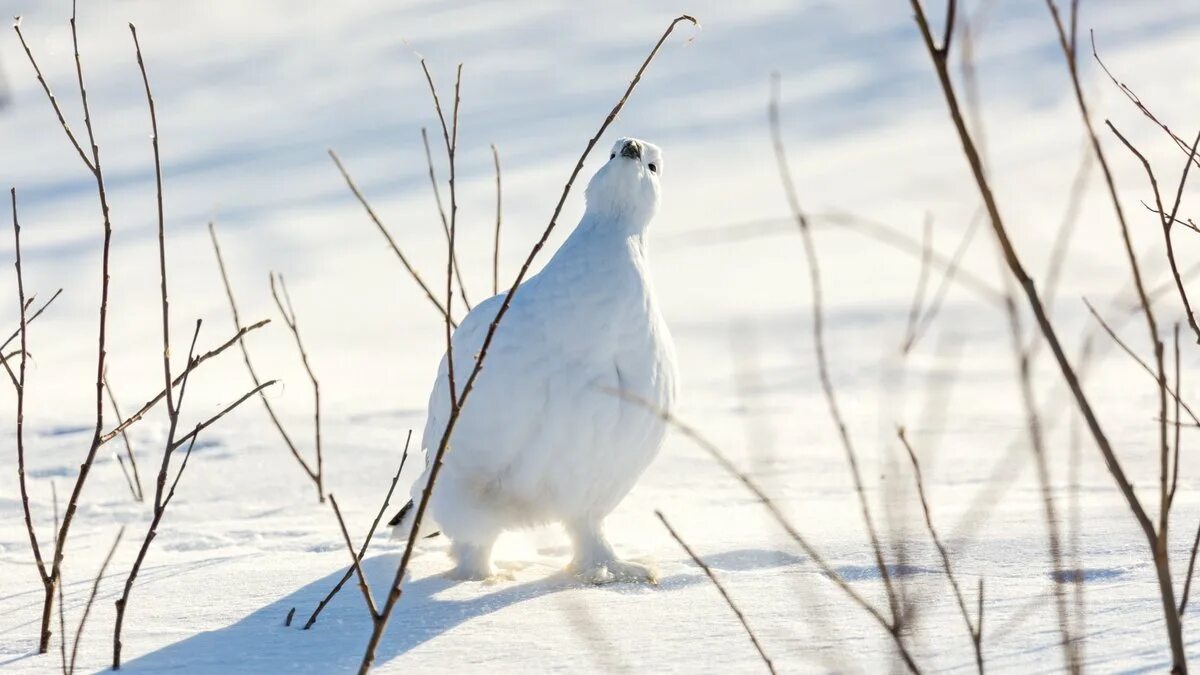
[2,0,1200,672]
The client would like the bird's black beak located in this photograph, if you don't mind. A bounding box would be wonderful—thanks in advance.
[619,139,642,160]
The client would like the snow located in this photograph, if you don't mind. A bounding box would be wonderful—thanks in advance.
[2,0,1200,672]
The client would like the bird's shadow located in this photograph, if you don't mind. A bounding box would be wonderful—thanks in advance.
[118,547,801,673]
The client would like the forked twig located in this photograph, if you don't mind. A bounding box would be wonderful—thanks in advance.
[269,272,325,501]
[208,222,320,499]
[303,431,411,630]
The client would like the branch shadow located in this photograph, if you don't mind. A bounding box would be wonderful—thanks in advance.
[118,547,802,673]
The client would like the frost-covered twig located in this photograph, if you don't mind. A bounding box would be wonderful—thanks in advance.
[358,16,700,673]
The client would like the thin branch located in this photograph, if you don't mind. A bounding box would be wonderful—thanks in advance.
[208,222,320,496]
[304,431,412,630]
[358,16,700,674]
[68,527,123,675]
[11,18,94,171]
[170,380,278,452]
[1105,120,1200,344]
[1090,31,1200,170]
[1083,299,1200,427]
[11,189,47,586]
[770,71,901,631]
[329,495,380,618]
[104,378,145,502]
[610,387,919,672]
[902,215,934,353]
[327,150,455,327]
[420,127,470,310]
[897,428,982,673]
[491,143,502,295]
[655,511,776,674]
[98,318,271,446]
[269,272,324,502]
[0,287,62,355]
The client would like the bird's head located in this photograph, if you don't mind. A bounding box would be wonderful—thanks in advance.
[584,137,662,227]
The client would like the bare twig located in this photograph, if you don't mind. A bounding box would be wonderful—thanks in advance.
[269,272,324,501]
[69,527,123,675]
[913,0,1184,669]
[14,3,117,651]
[897,428,982,673]
[491,144,502,295]
[104,379,145,502]
[1083,299,1200,427]
[655,511,776,674]
[1090,31,1200,170]
[420,127,470,310]
[902,216,934,353]
[97,318,270,446]
[328,150,455,327]
[1105,120,1200,344]
[208,222,319,498]
[11,189,51,643]
[358,16,700,674]
[304,431,412,630]
[610,387,919,672]
[770,71,902,634]
[329,495,380,617]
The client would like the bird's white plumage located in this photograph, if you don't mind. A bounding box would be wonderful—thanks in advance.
[396,137,677,583]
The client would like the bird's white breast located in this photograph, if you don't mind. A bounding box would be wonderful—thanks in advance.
[422,224,676,525]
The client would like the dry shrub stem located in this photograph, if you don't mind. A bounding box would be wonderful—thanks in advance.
[610,387,920,673]
[655,511,776,674]
[328,149,455,327]
[104,379,145,502]
[208,222,321,500]
[269,273,324,501]
[13,3,116,651]
[356,16,699,674]
[420,126,471,310]
[68,527,123,675]
[769,72,904,641]
[303,431,412,630]
[491,144,502,295]
[898,428,983,673]
[912,1,1185,670]
[113,27,279,668]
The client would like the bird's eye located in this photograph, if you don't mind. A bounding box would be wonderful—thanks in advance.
[648,163,658,173]
[610,153,615,160]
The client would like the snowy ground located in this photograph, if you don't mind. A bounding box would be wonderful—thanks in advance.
[3,0,1200,672]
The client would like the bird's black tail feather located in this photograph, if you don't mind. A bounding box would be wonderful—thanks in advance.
[386,499,441,538]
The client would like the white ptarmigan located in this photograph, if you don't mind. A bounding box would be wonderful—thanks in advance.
[390,137,677,584]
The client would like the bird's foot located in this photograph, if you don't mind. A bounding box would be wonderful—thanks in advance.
[574,559,659,585]
[443,561,504,582]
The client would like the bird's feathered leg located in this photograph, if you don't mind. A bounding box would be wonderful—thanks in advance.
[567,520,657,584]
